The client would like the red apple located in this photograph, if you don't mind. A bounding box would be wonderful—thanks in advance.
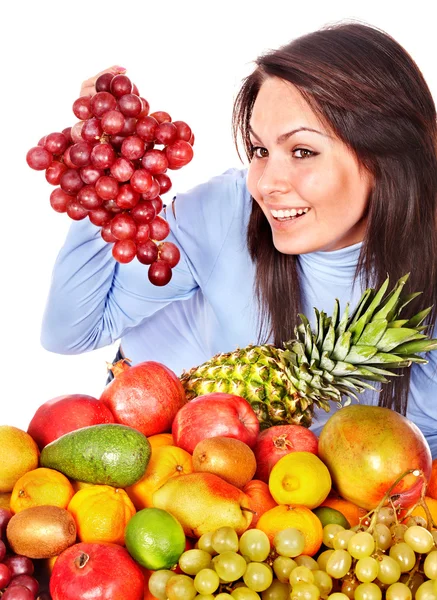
[318,405,432,510]
[100,361,187,437]
[50,542,144,600]
[27,394,115,449]
[254,424,319,482]
[172,393,260,454]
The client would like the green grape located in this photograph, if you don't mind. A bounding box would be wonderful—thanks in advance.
[377,555,401,585]
[290,582,321,600]
[239,529,271,562]
[389,542,416,573]
[323,524,345,549]
[179,549,213,575]
[424,550,437,579]
[403,525,434,554]
[404,516,427,528]
[432,531,437,546]
[231,586,262,599]
[198,531,217,555]
[274,527,306,558]
[261,579,291,600]
[415,580,437,600]
[347,531,375,559]
[148,569,175,600]
[327,594,350,600]
[212,526,240,553]
[354,582,382,600]
[326,549,352,579]
[385,582,412,600]
[243,562,274,592]
[390,524,408,544]
[273,556,297,583]
[312,569,333,597]
[213,551,248,582]
[166,574,197,600]
[317,550,334,571]
[216,594,234,599]
[195,595,215,599]
[290,566,315,586]
[434,580,437,595]
[354,557,379,583]
[373,523,392,551]
[194,568,220,595]
[376,506,396,527]
[294,556,319,570]
[333,530,355,550]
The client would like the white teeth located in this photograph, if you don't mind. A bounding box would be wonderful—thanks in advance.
[277,209,285,218]
[271,208,309,218]
[303,208,309,213]
[297,210,303,215]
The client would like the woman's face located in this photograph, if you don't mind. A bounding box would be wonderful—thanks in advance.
[246,77,373,254]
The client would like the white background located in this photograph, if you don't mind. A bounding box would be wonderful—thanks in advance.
[1,0,436,430]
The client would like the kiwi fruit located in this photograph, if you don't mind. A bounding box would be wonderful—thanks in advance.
[6,504,77,558]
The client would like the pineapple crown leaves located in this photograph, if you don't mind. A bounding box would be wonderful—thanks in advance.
[283,273,437,407]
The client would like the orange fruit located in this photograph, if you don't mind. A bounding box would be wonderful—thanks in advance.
[10,467,75,514]
[71,480,94,492]
[320,496,368,528]
[427,459,437,500]
[0,426,39,493]
[256,504,323,556]
[243,479,278,528]
[0,492,11,510]
[126,445,193,510]
[67,484,136,545]
[148,433,174,451]
[268,451,331,508]
[410,496,437,525]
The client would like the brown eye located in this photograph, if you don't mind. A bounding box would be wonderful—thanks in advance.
[293,148,314,159]
[252,146,268,159]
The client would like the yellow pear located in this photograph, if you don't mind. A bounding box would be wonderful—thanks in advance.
[152,472,253,537]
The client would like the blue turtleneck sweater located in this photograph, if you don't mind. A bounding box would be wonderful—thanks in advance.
[41,168,437,455]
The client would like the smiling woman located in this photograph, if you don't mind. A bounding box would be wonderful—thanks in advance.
[40,22,437,455]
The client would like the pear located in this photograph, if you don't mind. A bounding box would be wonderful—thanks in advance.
[152,472,253,537]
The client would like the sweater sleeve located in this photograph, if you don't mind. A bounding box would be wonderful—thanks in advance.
[40,168,244,354]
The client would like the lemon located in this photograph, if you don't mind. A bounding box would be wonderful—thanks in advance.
[125,507,185,569]
[313,506,350,529]
[268,451,331,508]
[0,426,39,493]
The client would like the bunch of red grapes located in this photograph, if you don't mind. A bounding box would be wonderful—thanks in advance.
[26,72,194,286]
[0,509,46,600]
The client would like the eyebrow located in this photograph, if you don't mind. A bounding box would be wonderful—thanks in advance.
[248,125,331,143]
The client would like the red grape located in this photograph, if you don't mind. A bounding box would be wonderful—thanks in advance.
[72,96,93,120]
[110,74,132,97]
[62,146,76,169]
[37,135,46,147]
[148,260,172,285]
[67,199,88,220]
[2,585,35,600]
[60,169,84,194]
[0,538,7,561]
[155,121,177,145]
[45,161,67,185]
[149,215,170,240]
[71,121,85,142]
[3,555,34,577]
[121,135,145,160]
[110,213,137,239]
[82,117,103,141]
[112,239,137,263]
[131,200,156,223]
[90,91,117,117]
[135,223,150,243]
[8,574,39,596]
[103,199,122,214]
[150,196,163,214]
[154,173,172,194]
[142,149,168,174]
[95,175,119,200]
[116,184,140,209]
[150,110,171,123]
[78,185,102,209]
[110,157,135,182]
[118,93,142,117]
[95,72,114,92]
[90,143,116,169]
[89,207,112,226]
[26,146,52,170]
[159,241,180,267]
[69,141,93,167]
[130,168,153,193]
[120,116,137,136]
[137,239,159,264]
[80,165,103,185]
[44,132,69,155]
[50,188,71,213]
[101,109,125,135]
[62,126,73,142]
[142,178,161,200]
[139,97,150,116]
[101,222,117,242]
[189,132,195,145]
[165,140,193,169]
[0,563,11,588]
[136,116,158,141]
[173,120,192,141]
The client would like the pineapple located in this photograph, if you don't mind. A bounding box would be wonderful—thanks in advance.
[180,274,437,429]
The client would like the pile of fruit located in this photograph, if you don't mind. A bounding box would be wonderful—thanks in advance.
[26,71,194,286]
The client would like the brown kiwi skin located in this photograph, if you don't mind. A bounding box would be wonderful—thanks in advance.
[6,505,77,558]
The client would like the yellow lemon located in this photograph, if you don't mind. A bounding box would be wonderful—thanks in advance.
[0,426,39,493]
[268,451,331,509]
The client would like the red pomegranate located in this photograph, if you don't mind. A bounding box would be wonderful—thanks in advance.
[27,394,115,449]
[100,360,187,436]
[50,542,144,600]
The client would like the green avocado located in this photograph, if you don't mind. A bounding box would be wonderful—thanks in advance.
[40,423,151,487]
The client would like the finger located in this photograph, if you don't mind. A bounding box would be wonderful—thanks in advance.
[80,65,127,97]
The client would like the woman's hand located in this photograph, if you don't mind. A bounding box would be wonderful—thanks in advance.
[80,66,126,97]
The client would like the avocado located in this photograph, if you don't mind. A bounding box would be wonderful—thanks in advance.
[40,423,151,487]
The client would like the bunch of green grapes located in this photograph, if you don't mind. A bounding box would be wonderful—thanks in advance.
[147,513,437,600]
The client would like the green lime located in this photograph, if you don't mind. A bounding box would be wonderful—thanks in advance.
[125,507,186,569]
[312,506,350,529]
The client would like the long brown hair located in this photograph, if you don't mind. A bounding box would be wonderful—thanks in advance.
[232,21,437,414]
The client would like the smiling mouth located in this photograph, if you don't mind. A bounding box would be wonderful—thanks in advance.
[270,208,310,221]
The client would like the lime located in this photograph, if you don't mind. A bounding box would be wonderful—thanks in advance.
[312,506,350,529]
[125,507,186,569]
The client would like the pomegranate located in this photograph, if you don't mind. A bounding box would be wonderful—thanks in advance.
[100,361,187,436]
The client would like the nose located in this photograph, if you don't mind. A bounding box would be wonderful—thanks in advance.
[256,156,292,198]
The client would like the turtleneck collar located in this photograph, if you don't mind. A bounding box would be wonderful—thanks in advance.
[298,241,363,284]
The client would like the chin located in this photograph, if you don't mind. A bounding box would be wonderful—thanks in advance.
[271,234,318,256]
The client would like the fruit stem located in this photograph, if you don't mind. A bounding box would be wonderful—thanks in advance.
[74,552,90,569]
[106,358,132,378]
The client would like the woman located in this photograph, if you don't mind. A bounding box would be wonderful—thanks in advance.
[41,22,437,453]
